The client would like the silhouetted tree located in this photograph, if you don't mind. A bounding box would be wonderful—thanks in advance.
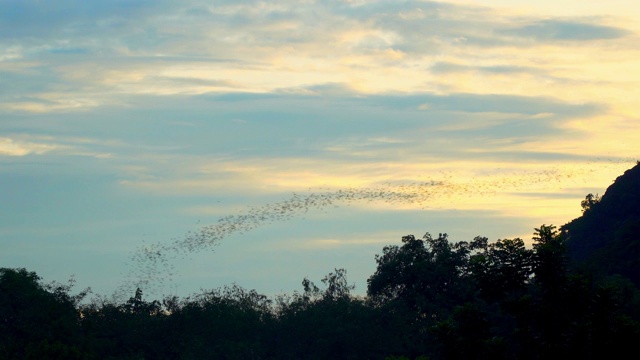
[0,268,89,359]
[367,233,473,317]
[580,193,600,213]
[469,237,533,302]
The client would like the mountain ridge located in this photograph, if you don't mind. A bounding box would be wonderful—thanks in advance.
[562,161,640,285]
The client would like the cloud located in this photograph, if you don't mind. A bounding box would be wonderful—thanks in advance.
[0,137,59,156]
[1,0,633,118]
[0,0,173,40]
[0,135,118,159]
[430,62,544,75]
[1,1,632,60]
[48,47,91,55]
[10,88,601,164]
[504,19,630,41]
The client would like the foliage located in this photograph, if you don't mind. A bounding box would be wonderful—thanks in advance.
[469,236,533,301]
[580,193,601,213]
[0,268,90,359]
[367,233,473,317]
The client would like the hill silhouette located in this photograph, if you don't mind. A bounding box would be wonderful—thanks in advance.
[562,161,640,285]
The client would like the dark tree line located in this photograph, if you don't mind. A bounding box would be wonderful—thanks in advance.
[2,222,639,360]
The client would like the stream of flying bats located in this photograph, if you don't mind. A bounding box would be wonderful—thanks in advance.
[115,161,635,299]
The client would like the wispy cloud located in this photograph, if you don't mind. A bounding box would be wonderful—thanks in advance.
[503,19,630,41]
[2,0,634,110]
[0,135,116,158]
[0,137,59,156]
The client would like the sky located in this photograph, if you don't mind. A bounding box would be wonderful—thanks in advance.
[1,0,639,301]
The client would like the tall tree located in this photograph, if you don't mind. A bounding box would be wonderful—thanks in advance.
[469,237,533,301]
[367,233,473,318]
[0,268,89,359]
